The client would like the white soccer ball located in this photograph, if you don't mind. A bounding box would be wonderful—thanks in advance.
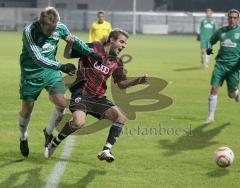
[214,146,234,168]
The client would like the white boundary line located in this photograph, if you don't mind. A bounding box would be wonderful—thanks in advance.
[45,135,75,188]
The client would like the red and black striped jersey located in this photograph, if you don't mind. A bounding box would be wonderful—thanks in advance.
[70,42,127,97]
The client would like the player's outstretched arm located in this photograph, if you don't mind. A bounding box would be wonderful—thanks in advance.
[64,36,103,64]
[117,74,148,89]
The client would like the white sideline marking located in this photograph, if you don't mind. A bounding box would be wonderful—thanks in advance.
[45,135,75,188]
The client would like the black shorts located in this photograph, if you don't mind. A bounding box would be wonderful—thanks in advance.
[69,95,115,119]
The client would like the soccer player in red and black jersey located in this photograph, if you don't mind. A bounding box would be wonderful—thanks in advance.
[45,29,148,162]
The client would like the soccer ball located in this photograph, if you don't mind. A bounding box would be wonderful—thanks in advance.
[214,146,234,168]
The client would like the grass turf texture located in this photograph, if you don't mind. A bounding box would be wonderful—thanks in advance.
[0,32,240,188]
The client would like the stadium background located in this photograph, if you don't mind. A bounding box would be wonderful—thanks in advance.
[0,0,239,34]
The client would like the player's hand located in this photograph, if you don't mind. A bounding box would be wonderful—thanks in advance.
[137,74,148,84]
[206,48,213,55]
[90,52,103,65]
[65,34,75,44]
[60,63,76,76]
[196,34,200,41]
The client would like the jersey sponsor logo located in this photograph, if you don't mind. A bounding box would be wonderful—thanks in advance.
[52,32,60,40]
[221,39,237,48]
[234,33,240,39]
[42,43,55,53]
[204,23,213,29]
[94,62,110,74]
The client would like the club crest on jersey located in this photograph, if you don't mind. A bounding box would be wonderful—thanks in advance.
[52,32,60,40]
[94,62,109,74]
[234,33,240,39]
[42,43,55,53]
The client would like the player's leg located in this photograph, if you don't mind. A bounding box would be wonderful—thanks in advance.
[19,77,43,157]
[200,39,206,66]
[205,38,211,67]
[205,53,211,67]
[205,63,225,123]
[45,111,86,158]
[44,79,66,148]
[226,69,240,102]
[206,85,219,123]
[45,95,86,158]
[19,100,34,157]
[200,48,205,65]
[201,39,209,67]
[98,106,127,162]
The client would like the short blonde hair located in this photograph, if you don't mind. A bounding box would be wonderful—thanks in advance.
[97,10,105,16]
[40,7,60,25]
[227,9,240,18]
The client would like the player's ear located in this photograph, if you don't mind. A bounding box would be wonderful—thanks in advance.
[110,37,115,43]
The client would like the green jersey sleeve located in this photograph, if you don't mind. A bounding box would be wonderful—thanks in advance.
[57,22,93,56]
[72,37,94,56]
[208,29,220,48]
[23,24,62,70]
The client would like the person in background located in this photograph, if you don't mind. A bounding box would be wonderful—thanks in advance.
[89,10,112,43]
[198,8,217,68]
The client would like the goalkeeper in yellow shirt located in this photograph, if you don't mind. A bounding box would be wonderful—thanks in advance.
[89,10,112,42]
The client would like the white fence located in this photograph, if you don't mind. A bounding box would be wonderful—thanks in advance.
[0,8,228,34]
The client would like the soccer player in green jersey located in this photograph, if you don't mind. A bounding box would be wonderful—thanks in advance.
[199,8,217,67]
[18,7,102,157]
[205,9,240,124]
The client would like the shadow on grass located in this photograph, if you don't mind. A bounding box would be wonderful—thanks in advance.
[159,122,230,156]
[64,169,107,188]
[0,167,44,187]
[174,66,203,72]
[0,158,25,169]
[0,167,106,187]
[206,168,229,178]
[0,150,85,169]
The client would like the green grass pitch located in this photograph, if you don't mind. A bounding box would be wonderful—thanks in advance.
[0,31,240,188]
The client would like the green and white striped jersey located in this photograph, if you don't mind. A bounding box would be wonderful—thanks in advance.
[20,20,93,79]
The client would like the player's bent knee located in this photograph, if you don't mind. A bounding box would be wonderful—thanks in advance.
[72,120,85,129]
[72,111,86,128]
[72,116,86,128]
[56,101,67,109]
[116,114,127,125]
[51,95,67,109]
